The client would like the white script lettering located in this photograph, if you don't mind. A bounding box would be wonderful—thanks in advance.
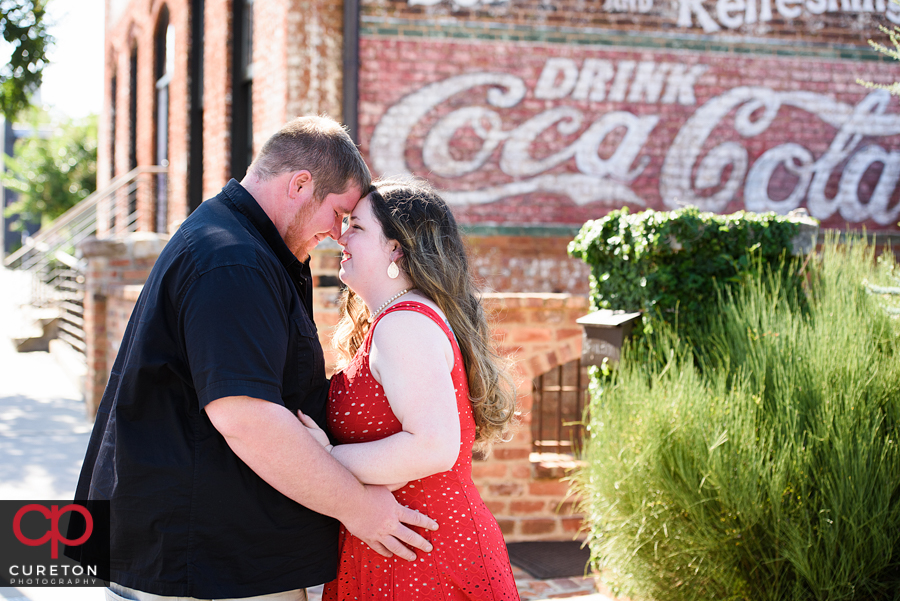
[370,65,900,223]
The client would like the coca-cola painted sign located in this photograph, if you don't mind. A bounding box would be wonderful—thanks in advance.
[409,0,900,26]
[359,39,900,228]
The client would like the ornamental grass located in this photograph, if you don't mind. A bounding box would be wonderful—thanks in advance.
[573,235,900,601]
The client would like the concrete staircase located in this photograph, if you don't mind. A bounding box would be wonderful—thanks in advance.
[11,308,60,353]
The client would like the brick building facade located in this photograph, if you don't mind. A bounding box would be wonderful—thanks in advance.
[87,0,900,541]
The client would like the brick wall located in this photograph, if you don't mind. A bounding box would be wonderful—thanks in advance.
[477,293,590,540]
[201,0,233,199]
[464,230,590,294]
[100,0,346,236]
[99,0,900,236]
[79,233,171,416]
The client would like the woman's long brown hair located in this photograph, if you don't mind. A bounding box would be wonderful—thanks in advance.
[332,177,517,450]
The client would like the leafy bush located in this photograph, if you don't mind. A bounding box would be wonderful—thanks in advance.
[567,207,807,339]
[573,235,900,601]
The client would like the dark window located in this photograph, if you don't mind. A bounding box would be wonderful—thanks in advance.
[230,0,253,180]
[531,359,589,456]
[154,6,173,232]
[188,0,204,214]
[128,45,138,219]
[109,73,117,231]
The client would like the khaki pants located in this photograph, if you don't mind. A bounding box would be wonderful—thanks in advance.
[105,582,308,601]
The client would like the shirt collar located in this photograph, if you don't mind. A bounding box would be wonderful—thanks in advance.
[221,178,309,274]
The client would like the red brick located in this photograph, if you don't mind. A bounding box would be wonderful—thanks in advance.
[510,328,555,344]
[471,462,508,479]
[510,500,546,514]
[488,483,525,497]
[496,519,516,536]
[556,328,583,341]
[520,519,558,535]
[493,447,530,461]
[511,465,532,479]
[529,480,573,497]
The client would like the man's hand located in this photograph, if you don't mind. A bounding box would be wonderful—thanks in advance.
[341,485,438,561]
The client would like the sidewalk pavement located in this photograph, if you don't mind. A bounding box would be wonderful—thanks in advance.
[0,266,102,601]
[0,266,609,601]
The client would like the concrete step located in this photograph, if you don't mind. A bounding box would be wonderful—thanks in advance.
[11,310,60,353]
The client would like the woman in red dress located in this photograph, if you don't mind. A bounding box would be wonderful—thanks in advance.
[298,177,520,600]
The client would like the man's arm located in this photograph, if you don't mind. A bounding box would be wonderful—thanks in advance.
[205,395,438,560]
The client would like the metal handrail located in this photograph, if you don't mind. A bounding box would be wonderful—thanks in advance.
[4,165,168,358]
[4,165,168,268]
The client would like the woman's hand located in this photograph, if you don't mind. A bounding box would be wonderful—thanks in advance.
[297,411,333,453]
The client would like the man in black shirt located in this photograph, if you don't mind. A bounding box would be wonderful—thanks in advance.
[70,116,437,600]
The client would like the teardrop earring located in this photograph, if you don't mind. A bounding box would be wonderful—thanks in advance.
[387,261,400,279]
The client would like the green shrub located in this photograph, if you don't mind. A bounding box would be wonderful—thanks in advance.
[567,207,807,339]
[573,235,900,601]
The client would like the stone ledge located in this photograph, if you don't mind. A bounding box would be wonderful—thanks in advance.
[483,293,590,309]
[108,284,145,302]
[530,452,586,480]
[79,233,170,260]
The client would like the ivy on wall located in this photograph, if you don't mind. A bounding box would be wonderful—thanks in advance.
[568,207,809,338]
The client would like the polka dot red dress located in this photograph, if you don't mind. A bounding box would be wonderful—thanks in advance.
[322,301,520,601]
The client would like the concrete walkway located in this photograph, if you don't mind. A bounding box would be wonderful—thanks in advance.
[0,266,610,601]
[0,267,102,601]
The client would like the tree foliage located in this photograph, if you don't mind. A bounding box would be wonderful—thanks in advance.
[2,108,97,231]
[0,0,54,120]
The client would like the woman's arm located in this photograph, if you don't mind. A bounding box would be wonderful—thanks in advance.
[309,310,462,485]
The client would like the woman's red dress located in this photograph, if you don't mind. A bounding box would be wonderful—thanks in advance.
[322,301,520,600]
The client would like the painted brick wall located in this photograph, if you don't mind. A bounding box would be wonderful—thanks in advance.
[361,0,897,49]
[357,30,900,231]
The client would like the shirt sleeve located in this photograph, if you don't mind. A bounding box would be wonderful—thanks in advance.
[180,264,290,409]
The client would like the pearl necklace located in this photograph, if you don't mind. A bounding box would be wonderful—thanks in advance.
[368,289,411,323]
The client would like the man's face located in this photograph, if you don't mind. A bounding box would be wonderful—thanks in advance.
[285,183,363,261]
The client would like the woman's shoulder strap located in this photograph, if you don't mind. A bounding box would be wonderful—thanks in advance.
[370,300,457,348]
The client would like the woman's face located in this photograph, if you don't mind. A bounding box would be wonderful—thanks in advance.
[337,194,396,292]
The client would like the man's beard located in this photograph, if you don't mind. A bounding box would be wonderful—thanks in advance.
[284,196,322,261]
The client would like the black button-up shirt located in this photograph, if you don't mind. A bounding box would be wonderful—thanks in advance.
[70,180,337,598]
